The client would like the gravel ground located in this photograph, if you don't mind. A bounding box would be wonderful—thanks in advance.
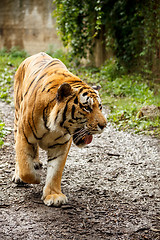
[0,100,160,240]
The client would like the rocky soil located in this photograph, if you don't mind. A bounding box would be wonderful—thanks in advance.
[0,100,160,240]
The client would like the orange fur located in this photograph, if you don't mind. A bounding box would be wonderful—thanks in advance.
[13,52,107,206]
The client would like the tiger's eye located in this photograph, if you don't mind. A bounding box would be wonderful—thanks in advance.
[99,104,102,110]
[84,105,92,112]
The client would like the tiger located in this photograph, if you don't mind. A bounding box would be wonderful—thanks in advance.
[12,52,107,206]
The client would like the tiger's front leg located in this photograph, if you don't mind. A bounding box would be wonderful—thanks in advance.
[42,139,72,206]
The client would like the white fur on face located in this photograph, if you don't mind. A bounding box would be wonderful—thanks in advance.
[79,93,93,108]
[94,90,101,105]
[80,91,101,109]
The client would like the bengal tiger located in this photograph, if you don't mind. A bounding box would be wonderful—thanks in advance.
[12,52,107,206]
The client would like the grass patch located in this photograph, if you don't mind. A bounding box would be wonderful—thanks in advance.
[0,47,28,147]
[0,49,159,142]
[0,120,5,147]
[0,47,28,103]
[74,59,160,137]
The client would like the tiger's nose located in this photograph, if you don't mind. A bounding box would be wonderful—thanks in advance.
[98,122,107,130]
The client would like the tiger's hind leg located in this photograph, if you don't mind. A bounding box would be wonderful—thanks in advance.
[12,130,41,184]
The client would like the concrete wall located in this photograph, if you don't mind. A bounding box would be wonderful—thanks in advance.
[0,0,62,54]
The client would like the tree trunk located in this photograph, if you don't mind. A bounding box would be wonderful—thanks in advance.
[90,25,112,67]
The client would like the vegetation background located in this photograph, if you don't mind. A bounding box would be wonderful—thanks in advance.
[0,0,160,146]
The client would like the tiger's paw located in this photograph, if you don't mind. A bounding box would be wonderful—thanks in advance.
[12,173,24,185]
[43,193,68,207]
[12,171,40,184]
[34,161,43,170]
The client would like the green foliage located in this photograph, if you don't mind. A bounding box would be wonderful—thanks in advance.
[0,49,159,149]
[0,48,27,102]
[0,66,14,103]
[0,121,5,147]
[0,47,28,58]
[75,60,160,137]
[8,46,28,58]
[53,0,160,72]
[106,0,160,71]
[53,0,104,60]
[0,120,12,147]
[46,46,73,66]
[0,49,27,147]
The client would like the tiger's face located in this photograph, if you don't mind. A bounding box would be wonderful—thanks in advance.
[48,82,107,147]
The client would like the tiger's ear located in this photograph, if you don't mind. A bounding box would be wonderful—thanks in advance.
[56,83,72,102]
[92,84,101,91]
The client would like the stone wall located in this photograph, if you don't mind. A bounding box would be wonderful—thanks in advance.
[0,0,62,54]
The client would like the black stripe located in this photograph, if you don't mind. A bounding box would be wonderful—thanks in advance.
[79,120,87,124]
[55,110,60,123]
[31,92,37,133]
[47,62,61,68]
[33,68,42,76]
[74,96,78,104]
[54,132,68,141]
[68,119,74,124]
[42,60,55,69]
[78,88,84,94]
[38,72,47,81]
[42,81,52,92]
[71,105,75,119]
[60,104,68,127]
[43,98,56,130]
[79,102,84,110]
[15,114,18,122]
[78,111,86,116]
[22,124,33,146]
[24,62,46,96]
[82,92,88,96]
[28,68,42,79]
[48,139,70,149]
[33,59,48,66]
[70,80,83,84]
[59,94,76,128]
[70,84,83,88]
[48,154,63,162]
[82,101,89,105]
[42,82,58,92]
[43,106,49,130]
[31,72,48,95]
[28,120,44,140]
[24,77,37,97]
[64,126,71,134]
[61,73,71,78]
[47,84,59,93]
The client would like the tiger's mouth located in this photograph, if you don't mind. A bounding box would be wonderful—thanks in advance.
[73,128,93,146]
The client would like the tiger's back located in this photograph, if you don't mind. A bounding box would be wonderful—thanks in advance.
[13,52,107,206]
[14,53,69,141]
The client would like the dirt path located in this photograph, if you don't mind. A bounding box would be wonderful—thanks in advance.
[0,100,160,240]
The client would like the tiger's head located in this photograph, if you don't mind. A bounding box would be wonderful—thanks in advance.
[48,82,107,147]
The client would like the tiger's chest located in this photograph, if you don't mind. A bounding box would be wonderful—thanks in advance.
[38,130,71,151]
